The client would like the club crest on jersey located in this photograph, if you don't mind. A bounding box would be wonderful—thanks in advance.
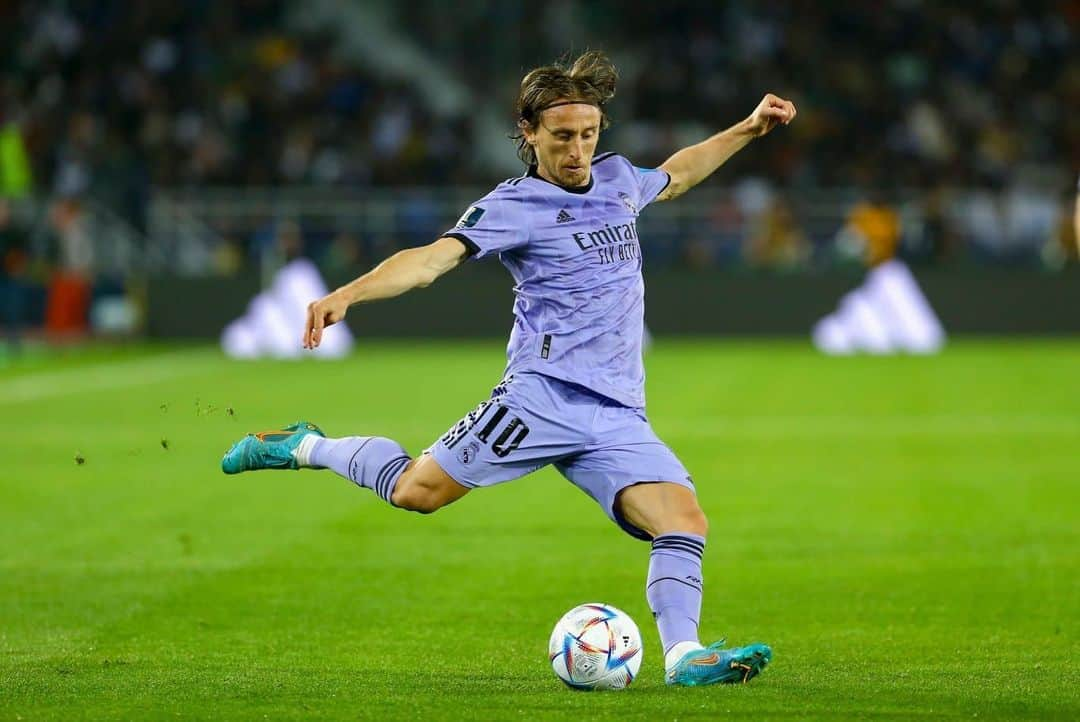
[618,192,638,215]
[458,441,480,465]
[455,206,485,229]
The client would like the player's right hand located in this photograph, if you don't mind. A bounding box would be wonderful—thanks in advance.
[303,291,350,349]
[745,93,797,137]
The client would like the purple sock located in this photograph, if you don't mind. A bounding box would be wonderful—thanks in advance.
[646,533,705,653]
[310,436,410,504]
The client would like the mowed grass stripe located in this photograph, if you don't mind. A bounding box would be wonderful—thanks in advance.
[0,348,222,404]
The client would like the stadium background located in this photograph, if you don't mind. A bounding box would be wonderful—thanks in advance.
[1,0,1078,342]
[2,2,1078,721]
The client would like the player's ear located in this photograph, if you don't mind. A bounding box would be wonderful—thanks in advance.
[519,118,537,145]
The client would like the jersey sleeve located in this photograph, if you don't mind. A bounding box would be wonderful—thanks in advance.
[632,165,672,209]
[442,190,529,260]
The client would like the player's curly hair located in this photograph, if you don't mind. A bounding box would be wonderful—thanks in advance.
[512,50,617,166]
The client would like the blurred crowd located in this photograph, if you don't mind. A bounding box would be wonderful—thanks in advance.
[0,2,475,212]
[1,0,1078,340]
[608,2,1077,187]
[2,2,1076,193]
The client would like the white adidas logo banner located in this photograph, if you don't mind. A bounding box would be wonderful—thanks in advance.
[221,258,354,360]
[812,259,946,355]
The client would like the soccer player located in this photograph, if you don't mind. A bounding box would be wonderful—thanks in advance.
[222,51,796,687]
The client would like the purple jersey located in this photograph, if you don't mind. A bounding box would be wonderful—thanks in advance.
[444,152,670,408]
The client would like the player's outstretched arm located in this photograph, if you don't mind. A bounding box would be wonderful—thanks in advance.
[655,93,796,202]
[303,236,468,349]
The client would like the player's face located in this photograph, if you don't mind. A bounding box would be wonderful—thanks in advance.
[528,103,602,187]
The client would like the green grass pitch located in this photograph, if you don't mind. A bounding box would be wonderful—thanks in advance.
[2,339,1078,720]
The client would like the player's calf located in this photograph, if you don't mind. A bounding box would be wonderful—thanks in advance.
[305,435,411,504]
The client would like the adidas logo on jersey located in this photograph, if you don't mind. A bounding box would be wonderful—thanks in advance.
[556,209,575,223]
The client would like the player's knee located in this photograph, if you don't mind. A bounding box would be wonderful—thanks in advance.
[682,505,709,537]
[658,503,708,538]
[389,484,439,514]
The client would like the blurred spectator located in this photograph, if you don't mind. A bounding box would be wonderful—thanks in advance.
[212,237,244,277]
[323,231,366,272]
[0,199,30,348]
[836,192,902,267]
[44,197,93,337]
[0,117,33,198]
[1073,175,1080,262]
[919,186,961,265]
[744,196,810,271]
[1046,181,1080,268]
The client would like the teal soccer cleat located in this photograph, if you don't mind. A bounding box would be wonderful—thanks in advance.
[666,640,772,687]
[221,421,325,474]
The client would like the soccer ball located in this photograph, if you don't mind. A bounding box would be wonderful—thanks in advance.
[548,603,643,690]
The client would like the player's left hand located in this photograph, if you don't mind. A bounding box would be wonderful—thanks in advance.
[745,94,797,137]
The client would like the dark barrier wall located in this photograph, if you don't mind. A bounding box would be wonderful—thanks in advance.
[147,266,1080,338]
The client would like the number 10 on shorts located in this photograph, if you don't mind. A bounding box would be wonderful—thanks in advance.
[443,400,531,458]
[474,405,530,457]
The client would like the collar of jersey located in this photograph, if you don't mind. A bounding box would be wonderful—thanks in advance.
[527,165,593,194]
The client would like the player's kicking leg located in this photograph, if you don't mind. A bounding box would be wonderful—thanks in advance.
[221,422,469,512]
[616,482,772,686]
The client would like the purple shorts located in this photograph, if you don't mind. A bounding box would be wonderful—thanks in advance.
[428,372,694,540]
